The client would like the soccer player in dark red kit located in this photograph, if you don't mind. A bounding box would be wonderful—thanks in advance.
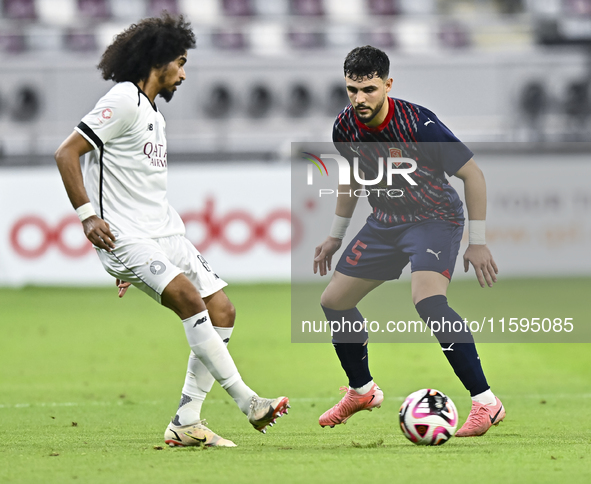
[313,46,504,437]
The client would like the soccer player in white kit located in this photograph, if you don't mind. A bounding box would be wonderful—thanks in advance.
[54,13,289,447]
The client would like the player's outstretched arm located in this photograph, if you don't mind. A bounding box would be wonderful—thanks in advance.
[313,177,360,276]
[54,131,116,252]
[454,159,498,288]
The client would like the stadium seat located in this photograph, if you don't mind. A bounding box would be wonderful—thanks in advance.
[438,20,471,49]
[324,0,366,21]
[326,24,361,48]
[397,0,435,15]
[2,0,36,19]
[246,85,273,117]
[109,0,146,20]
[525,0,560,15]
[564,80,590,119]
[148,0,179,17]
[286,84,312,117]
[327,83,350,115]
[78,0,110,19]
[362,29,396,48]
[10,86,41,122]
[252,0,289,17]
[212,28,247,49]
[37,0,77,26]
[288,29,325,48]
[95,22,127,51]
[563,0,591,16]
[495,0,525,14]
[222,0,253,16]
[396,18,433,52]
[367,0,398,16]
[0,33,27,53]
[26,24,63,51]
[179,0,221,24]
[248,21,287,54]
[204,84,233,119]
[520,81,547,121]
[290,0,324,16]
[64,29,97,51]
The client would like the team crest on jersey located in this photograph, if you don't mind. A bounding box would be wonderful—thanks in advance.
[389,147,403,167]
[101,108,113,120]
[150,261,166,275]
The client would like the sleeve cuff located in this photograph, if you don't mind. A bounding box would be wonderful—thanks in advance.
[75,122,103,150]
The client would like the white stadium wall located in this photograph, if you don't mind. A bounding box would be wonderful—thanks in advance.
[1,156,590,287]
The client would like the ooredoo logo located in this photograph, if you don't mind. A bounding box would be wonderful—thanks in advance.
[9,198,300,259]
[101,108,113,119]
[181,198,300,254]
[10,215,91,258]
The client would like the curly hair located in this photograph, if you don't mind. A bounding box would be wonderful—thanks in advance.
[344,45,390,81]
[98,12,196,83]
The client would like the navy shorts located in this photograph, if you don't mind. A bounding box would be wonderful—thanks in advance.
[335,216,464,281]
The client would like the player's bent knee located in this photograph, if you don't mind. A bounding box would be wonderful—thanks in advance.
[220,300,236,327]
[167,294,205,320]
[320,289,337,310]
[162,276,206,319]
[320,290,349,311]
[205,290,235,327]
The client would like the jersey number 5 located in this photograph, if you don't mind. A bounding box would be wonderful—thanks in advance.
[346,240,367,266]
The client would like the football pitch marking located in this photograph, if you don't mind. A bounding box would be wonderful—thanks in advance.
[2,394,590,410]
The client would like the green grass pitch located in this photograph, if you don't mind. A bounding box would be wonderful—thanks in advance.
[0,278,590,483]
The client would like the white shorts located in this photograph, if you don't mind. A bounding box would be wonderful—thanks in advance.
[97,235,227,303]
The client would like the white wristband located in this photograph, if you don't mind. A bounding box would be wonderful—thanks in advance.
[76,203,96,222]
[329,215,351,239]
[469,220,486,245]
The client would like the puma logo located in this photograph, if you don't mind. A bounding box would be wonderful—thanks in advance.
[426,249,441,260]
[442,343,454,352]
[424,119,434,126]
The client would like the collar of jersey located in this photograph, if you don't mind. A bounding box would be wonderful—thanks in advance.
[134,84,158,112]
[354,96,394,133]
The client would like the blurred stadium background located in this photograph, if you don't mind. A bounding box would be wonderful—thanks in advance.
[1,5,590,482]
[1,0,591,285]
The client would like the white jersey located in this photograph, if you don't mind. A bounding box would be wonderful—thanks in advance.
[75,81,185,240]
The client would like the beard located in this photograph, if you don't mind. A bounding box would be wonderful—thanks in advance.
[354,95,386,124]
[158,88,174,103]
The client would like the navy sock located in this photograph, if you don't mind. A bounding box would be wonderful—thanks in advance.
[321,305,372,389]
[415,295,490,396]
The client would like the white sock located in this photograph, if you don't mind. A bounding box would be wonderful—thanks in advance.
[472,389,496,405]
[182,311,255,416]
[352,380,374,395]
[175,326,234,426]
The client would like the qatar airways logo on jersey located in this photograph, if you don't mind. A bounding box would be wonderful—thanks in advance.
[144,142,167,168]
[303,151,417,198]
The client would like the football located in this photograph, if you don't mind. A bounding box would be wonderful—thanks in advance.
[399,389,458,446]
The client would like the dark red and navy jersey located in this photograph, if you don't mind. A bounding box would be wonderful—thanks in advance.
[332,97,473,225]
